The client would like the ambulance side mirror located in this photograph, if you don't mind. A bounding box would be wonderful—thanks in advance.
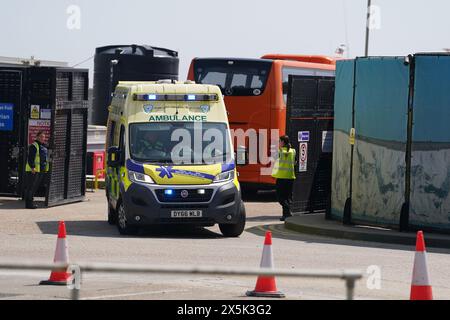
[107,146,121,168]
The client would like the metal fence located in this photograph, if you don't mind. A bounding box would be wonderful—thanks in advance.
[286,75,335,214]
[0,66,88,206]
[0,261,363,300]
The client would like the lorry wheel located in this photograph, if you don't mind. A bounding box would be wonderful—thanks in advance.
[219,201,246,238]
[116,201,139,235]
[108,204,117,225]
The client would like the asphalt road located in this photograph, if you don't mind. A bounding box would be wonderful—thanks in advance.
[0,191,449,300]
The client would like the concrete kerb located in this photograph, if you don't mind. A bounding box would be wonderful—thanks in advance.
[284,214,450,249]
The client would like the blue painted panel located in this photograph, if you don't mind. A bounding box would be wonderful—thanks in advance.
[413,56,450,143]
[351,57,409,226]
[410,55,450,230]
[354,57,409,143]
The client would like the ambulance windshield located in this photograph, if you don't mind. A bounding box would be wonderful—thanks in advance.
[129,122,232,165]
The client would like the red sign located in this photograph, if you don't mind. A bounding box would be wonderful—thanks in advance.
[28,119,51,145]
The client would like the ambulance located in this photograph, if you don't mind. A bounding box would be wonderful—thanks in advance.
[105,80,246,237]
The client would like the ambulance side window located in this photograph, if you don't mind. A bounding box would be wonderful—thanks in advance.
[108,121,116,148]
[119,125,125,165]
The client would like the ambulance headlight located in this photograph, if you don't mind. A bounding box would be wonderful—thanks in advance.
[128,170,155,185]
[213,170,235,183]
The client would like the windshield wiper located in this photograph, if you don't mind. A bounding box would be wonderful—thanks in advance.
[150,160,173,164]
[134,159,173,165]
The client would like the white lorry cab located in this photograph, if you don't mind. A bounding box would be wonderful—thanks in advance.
[105,81,246,237]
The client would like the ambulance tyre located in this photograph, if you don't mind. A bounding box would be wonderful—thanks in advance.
[117,201,139,235]
[108,204,117,225]
[219,201,246,238]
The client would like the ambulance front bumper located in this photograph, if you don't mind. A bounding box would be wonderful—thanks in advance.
[121,180,241,226]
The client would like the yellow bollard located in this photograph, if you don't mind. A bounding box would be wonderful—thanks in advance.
[94,169,106,190]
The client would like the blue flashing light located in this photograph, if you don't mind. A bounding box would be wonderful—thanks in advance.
[187,94,196,101]
[147,94,157,101]
[164,189,174,196]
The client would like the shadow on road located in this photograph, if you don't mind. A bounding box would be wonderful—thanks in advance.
[36,220,224,239]
[246,224,450,254]
[242,190,277,203]
[246,216,280,222]
[0,198,46,210]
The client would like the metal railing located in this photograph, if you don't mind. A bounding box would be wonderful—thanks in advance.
[0,261,363,300]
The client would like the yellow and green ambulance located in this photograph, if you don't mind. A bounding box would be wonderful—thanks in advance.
[105,80,245,237]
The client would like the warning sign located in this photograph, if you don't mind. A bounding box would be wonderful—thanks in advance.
[40,108,51,120]
[349,128,356,145]
[28,119,51,145]
[30,105,40,119]
[299,142,308,172]
[298,131,310,142]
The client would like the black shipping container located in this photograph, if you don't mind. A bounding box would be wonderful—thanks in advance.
[92,44,179,126]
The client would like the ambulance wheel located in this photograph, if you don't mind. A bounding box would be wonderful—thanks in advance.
[219,201,246,238]
[117,201,139,235]
[108,204,117,225]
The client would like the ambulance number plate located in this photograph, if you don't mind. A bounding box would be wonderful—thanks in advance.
[171,210,203,218]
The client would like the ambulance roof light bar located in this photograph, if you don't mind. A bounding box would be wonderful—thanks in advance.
[133,94,219,102]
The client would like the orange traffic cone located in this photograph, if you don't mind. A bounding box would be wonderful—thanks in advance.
[246,231,285,298]
[410,231,433,300]
[40,221,72,286]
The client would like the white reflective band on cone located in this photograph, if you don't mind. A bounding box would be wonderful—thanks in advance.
[411,252,431,286]
[260,245,274,268]
[54,238,69,263]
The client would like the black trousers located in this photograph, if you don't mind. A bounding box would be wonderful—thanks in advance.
[275,178,294,217]
[25,172,44,205]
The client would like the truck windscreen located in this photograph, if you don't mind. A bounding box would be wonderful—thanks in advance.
[194,59,272,96]
[129,122,232,165]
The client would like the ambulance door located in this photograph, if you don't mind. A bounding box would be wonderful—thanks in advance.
[107,120,120,205]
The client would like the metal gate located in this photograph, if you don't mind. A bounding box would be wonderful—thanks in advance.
[0,69,26,196]
[286,75,335,213]
[0,66,88,207]
[41,69,88,207]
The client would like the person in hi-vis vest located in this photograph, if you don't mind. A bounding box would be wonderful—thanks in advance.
[272,135,296,221]
[24,131,49,209]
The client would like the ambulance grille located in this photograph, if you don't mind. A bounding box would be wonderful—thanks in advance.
[155,189,214,203]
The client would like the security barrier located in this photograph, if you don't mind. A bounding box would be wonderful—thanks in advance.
[0,66,89,207]
[286,75,335,214]
[331,54,450,233]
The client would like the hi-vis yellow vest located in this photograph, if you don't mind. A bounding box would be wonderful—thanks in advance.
[272,147,296,180]
[25,142,49,173]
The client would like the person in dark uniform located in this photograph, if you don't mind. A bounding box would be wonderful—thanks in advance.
[137,131,166,159]
[24,131,49,209]
[272,135,297,221]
